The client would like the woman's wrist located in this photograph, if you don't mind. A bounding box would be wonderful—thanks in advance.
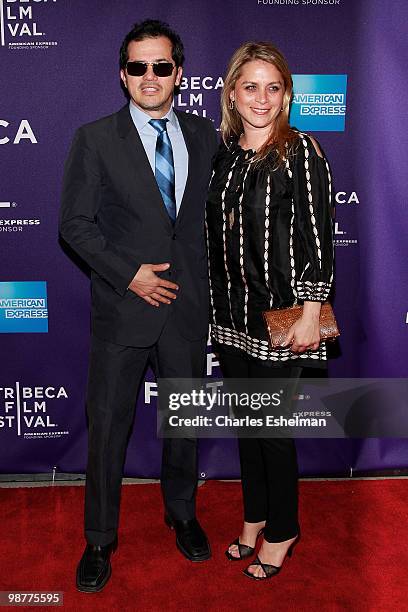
[301,301,322,321]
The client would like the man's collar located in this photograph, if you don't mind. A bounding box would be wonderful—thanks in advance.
[129,101,179,131]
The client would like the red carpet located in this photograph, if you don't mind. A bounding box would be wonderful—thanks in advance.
[0,480,407,611]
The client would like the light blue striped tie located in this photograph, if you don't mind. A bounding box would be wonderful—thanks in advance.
[149,118,176,224]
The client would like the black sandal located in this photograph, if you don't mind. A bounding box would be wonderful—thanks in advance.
[225,528,264,561]
[243,555,281,580]
[242,537,298,580]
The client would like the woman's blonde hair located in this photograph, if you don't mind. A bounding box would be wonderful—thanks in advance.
[220,41,298,165]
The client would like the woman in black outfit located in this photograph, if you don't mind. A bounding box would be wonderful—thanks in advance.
[206,42,334,580]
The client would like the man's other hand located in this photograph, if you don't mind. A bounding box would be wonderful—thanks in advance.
[128,263,179,307]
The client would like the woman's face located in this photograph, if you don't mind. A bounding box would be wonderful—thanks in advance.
[231,60,285,134]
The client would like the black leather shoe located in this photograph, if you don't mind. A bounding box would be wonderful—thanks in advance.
[76,538,117,593]
[165,514,211,562]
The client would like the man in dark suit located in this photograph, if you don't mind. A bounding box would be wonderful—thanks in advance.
[60,19,218,593]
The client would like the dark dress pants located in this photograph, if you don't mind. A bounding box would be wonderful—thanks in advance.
[84,313,207,546]
[217,349,301,543]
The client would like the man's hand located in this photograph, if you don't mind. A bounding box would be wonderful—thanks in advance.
[128,263,179,307]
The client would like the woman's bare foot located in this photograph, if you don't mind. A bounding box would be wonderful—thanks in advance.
[228,520,266,558]
[246,535,298,577]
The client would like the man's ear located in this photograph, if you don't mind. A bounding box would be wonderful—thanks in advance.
[175,66,183,88]
[120,69,127,89]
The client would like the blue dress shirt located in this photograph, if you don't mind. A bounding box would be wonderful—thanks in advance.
[129,102,189,214]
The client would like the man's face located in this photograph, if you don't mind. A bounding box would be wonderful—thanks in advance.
[120,36,182,118]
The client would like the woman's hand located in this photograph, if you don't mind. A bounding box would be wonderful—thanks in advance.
[281,302,322,353]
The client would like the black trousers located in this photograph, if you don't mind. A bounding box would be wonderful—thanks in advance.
[217,349,301,543]
[84,314,206,546]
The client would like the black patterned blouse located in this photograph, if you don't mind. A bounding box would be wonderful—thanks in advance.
[205,132,334,368]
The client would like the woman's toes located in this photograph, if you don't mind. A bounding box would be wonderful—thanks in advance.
[255,566,265,578]
[247,563,266,578]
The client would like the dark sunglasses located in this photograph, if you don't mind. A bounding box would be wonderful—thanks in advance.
[126,61,175,77]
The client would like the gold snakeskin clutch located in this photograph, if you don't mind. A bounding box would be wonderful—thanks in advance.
[262,302,340,349]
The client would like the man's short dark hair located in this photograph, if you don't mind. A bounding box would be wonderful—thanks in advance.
[119,19,185,70]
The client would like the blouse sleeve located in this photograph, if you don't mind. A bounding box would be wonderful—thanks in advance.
[291,133,334,302]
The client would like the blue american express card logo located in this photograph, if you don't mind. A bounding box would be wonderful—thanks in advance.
[0,281,48,333]
[290,75,348,132]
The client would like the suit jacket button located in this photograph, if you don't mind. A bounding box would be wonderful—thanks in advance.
[172,234,176,240]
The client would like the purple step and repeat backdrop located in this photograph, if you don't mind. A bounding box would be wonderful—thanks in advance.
[0,0,407,477]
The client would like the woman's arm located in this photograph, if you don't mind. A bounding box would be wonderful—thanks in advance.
[283,134,334,353]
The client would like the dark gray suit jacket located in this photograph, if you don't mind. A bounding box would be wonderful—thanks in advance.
[60,105,218,346]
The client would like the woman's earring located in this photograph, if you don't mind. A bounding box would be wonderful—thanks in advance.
[229,99,234,110]
[280,107,284,112]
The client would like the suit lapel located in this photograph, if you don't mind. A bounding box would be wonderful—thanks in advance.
[115,105,200,229]
[174,110,199,227]
[115,105,173,229]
